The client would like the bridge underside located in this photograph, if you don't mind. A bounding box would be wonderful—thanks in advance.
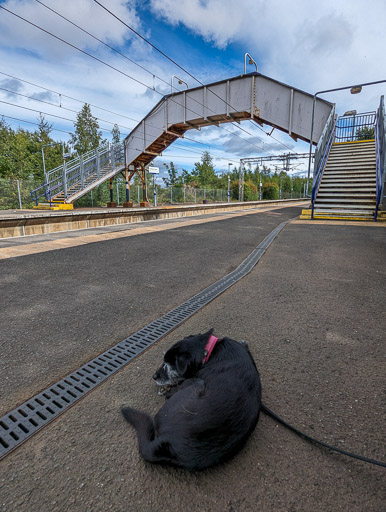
[125,72,334,170]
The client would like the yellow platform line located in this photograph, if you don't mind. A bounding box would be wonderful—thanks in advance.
[293,219,386,227]
[333,139,375,145]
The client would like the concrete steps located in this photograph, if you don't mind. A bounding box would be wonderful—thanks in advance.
[54,168,113,203]
[313,140,377,219]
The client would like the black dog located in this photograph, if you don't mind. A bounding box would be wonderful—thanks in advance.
[121,329,261,471]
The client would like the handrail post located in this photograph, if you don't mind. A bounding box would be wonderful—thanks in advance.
[80,155,85,188]
[306,95,317,196]
[111,143,115,169]
[96,148,100,179]
[62,160,67,199]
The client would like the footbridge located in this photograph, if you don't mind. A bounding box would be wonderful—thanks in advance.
[31,72,334,208]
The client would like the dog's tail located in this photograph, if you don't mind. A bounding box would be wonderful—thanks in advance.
[121,406,176,465]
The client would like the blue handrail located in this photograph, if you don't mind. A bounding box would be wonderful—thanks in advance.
[374,97,385,220]
[30,142,125,206]
[311,118,337,219]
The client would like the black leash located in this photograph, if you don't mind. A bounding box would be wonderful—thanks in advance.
[261,403,386,468]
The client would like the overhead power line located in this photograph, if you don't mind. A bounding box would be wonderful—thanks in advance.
[12,2,271,154]
[0,99,128,136]
[0,86,136,131]
[1,4,287,156]
[0,79,239,156]
[0,100,240,163]
[33,0,173,93]
[0,71,139,123]
[92,0,298,154]
[0,113,72,134]
[92,0,202,87]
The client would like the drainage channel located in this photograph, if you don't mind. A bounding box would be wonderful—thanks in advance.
[0,220,288,460]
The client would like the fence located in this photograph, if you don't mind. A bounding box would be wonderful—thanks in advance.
[0,178,308,210]
[75,183,233,207]
[334,112,376,143]
[0,179,43,210]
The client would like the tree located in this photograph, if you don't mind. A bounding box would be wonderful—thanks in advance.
[356,127,375,140]
[194,151,217,188]
[262,181,279,200]
[162,161,179,187]
[0,117,66,181]
[37,114,53,143]
[70,103,102,154]
[111,124,121,144]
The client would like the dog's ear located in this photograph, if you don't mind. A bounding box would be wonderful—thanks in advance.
[175,353,190,376]
[202,328,214,340]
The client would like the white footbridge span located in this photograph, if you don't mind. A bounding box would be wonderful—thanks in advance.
[31,72,334,207]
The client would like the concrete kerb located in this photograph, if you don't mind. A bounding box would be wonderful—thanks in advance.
[0,199,307,238]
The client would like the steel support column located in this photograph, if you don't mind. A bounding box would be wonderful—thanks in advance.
[123,167,133,207]
[107,177,116,208]
[140,165,150,207]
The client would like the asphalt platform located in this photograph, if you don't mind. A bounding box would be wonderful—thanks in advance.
[0,204,385,511]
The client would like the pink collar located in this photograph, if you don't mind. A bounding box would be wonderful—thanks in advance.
[202,335,219,364]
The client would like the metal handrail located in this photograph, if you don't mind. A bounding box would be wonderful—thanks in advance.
[335,111,376,143]
[311,110,379,219]
[30,142,125,205]
[374,96,385,220]
[313,105,336,181]
[311,115,338,218]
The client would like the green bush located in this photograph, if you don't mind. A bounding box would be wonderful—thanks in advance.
[262,181,279,200]
[356,127,375,140]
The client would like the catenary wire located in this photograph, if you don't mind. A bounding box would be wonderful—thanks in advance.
[0,82,230,153]
[0,101,242,165]
[91,0,298,154]
[0,113,72,134]
[0,71,139,123]
[0,4,294,159]
[0,4,271,155]
[0,98,242,163]
[34,0,274,154]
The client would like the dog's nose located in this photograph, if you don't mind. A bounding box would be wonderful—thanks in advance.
[152,372,158,380]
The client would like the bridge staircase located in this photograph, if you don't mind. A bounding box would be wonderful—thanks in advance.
[302,100,386,221]
[31,143,125,209]
[313,139,377,219]
[30,73,335,209]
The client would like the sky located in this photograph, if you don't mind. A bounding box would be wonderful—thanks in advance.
[0,0,385,180]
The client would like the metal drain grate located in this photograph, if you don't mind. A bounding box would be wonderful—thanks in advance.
[0,221,287,459]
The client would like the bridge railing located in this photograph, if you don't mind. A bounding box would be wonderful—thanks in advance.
[335,111,376,142]
[375,96,385,220]
[30,142,125,205]
[311,106,337,218]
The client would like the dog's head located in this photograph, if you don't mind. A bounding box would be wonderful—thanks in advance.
[153,329,214,386]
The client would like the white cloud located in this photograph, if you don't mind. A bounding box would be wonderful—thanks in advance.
[0,0,141,58]
[1,0,385,161]
[150,0,386,108]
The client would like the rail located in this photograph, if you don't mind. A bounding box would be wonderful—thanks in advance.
[335,111,376,143]
[311,109,337,218]
[30,142,125,205]
[313,105,336,182]
[375,96,385,220]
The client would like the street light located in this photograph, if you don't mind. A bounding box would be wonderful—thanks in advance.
[171,75,188,94]
[244,53,258,74]
[227,163,232,202]
[306,78,386,195]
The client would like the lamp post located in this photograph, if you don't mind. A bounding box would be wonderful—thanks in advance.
[227,163,232,202]
[306,78,386,196]
[244,53,258,74]
[171,75,188,94]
